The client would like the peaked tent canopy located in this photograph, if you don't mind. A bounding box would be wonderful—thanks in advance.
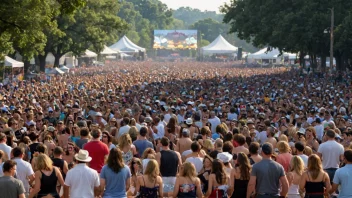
[109,35,146,53]
[82,49,98,57]
[59,66,70,73]
[247,48,281,60]
[45,68,64,75]
[5,56,24,68]
[201,35,238,54]
[100,45,118,55]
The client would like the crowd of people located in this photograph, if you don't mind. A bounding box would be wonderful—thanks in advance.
[0,61,352,198]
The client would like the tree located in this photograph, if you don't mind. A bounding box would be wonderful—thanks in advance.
[173,7,223,27]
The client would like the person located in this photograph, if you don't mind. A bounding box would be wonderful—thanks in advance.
[329,149,352,198]
[247,143,289,198]
[117,117,131,138]
[52,146,69,179]
[75,127,90,149]
[135,159,163,198]
[133,126,153,157]
[173,162,203,198]
[198,155,213,194]
[29,154,64,198]
[287,156,304,198]
[64,149,100,198]
[185,141,204,174]
[230,152,251,198]
[276,141,293,172]
[155,137,182,195]
[299,154,331,198]
[118,133,138,166]
[141,148,156,173]
[12,147,35,197]
[248,142,262,165]
[176,128,193,156]
[99,148,132,198]
[233,134,249,155]
[205,159,231,198]
[0,160,26,198]
[0,132,12,160]
[83,129,109,173]
[294,141,308,168]
[129,157,142,196]
[101,131,116,151]
[317,129,344,183]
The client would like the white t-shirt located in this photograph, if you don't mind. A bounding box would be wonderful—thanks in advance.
[317,140,344,169]
[297,154,309,168]
[182,150,192,157]
[314,124,324,141]
[164,113,172,123]
[0,143,12,160]
[155,122,165,139]
[13,158,34,193]
[117,125,131,139]
[185,157,204,174]
[65,164,100,198]
[258,131,268,145]
[208,116,221,133]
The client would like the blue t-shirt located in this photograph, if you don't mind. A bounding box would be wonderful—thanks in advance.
[133,139,154,157]
[100,165,131,198]
[332,164,352,198]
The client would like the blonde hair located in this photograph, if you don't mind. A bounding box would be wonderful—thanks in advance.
[277,141,290,153]
[36,154,53,171]
[141,148,155,159]
[203,139,214,151]
[279,134,288,142]
[304,146,313,156]
[307,154,323,180]
[118,133,132,149]
[144,159,159,182]
[181,162,197,179]
[290,156,304,176]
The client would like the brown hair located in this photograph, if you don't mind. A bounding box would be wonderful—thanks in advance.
[307,154,323,180]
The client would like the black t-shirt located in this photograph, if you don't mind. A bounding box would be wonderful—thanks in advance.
[29,143,40,162]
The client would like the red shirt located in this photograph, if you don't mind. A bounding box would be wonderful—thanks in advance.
[83,141,109,173]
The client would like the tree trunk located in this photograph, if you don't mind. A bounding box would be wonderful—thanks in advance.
[23,60,30,74]
[38,54,47,72]
[335,52,342,72]
[321,56,326,72]
[53,53,62,68]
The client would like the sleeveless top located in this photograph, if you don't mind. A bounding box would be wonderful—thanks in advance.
[288,184,300,197]
[38,169,59,198]
[209,185,228,198]
[52,158,65,178]
[177,183,197,198]
[304,173,325,197]
[160,150,179,177]
[138,176,159,198]
[122,149,133,165]
[198,169,211,193]
[231,179,249,198]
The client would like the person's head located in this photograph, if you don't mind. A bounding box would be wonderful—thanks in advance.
[211,159,226,185]
[343,149,352,164]
[80,127,89,137]
[160,136,169,147]
[279,134,288,142]
[249,142,260,155]
[203,155,213,168]
[304,146,313,156]
[118,133,132,149]
[305,126,317,139]
[2,160,17,176]
[277,141,290,154]
[222,141,234,153]
[139,126,148,137]
[203,139,214,152]
[326,129,336,139]
[180,162,197,178]
[12,147,24,158]
[91,129,101,139]
[261,143,274,157]
[307,154,323,180]
[107,148,124,173]
[144,159,159,180]
[200,127,211,137]
[141,148,156,159]
[214,138,223,151]
[130,157,142,176]
[182,128,190,138]
[53,146,64,157]
[236,134,246,146]
[36,154,53,171]
[102,131,112,144]
[62,127,71,135]
[294,142,305,153]
[237,152,251,180]
[36,143,48,154]
[191,141,201,153]
[290,156,304,175]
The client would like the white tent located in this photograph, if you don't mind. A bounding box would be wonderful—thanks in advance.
[109,35,146,53]
[121,53,132,57]
[59,66,70,73]
[100,45,118,55]
[45,68,65,75]
[82,49,98,57]
[247,48,282,63]
[201,35,238,54]
[5,56,24,68]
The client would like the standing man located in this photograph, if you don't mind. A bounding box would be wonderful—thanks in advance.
[12,147,35,197]
[317,129,344,182]
[329,149,352,197]
[133,126,153,157]
[247,143,289,198]
[84,129,109,173]
[64,150,100,198]
[0,160,26,198]
[0,132,12,159]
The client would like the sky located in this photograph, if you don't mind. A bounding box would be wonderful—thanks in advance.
[159,0,231,12]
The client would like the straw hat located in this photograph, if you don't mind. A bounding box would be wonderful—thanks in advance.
[74,150,92,162]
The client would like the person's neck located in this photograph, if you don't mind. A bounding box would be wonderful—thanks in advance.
[162,146,169,150]
[3,172,13,177]
[0,141,5,144]
[139,136,147,140]
[328,138,335,141]
[91,138,100,142]
[297,151,304,155]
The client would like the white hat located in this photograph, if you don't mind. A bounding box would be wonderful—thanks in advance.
[297,128,306,135]
[186,118,193,125]
[96,112,103,117]
[217,152,233,163]
[48,107,53,112]
[74,150,92,162]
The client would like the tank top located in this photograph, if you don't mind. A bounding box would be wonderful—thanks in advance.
[52,158,65,179]
[304,173,325,197]
[122,149,133,165]
[160,150,179,177]
[198,169,211,193]
[231,179,249,198]
[177,183,197,198]
[138,176,159,198]
[38,169,59,198]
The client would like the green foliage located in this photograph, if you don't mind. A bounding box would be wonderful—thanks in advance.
[173,7,223,27]
[200,39,210,48]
